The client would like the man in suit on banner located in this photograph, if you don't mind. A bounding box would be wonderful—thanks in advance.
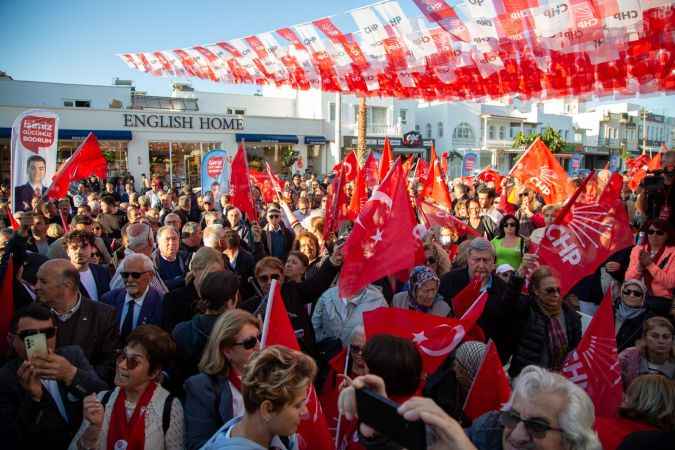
[14,155,48,212]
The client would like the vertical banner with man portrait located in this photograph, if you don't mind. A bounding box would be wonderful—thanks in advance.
[201,149,232,202]
[11,110,60,212]
[462,151,478,177]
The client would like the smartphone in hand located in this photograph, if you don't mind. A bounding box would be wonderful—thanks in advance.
[356,388,426,450]
[24,332,48,360]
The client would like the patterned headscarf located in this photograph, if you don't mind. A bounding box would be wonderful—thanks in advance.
[407,266,440,313]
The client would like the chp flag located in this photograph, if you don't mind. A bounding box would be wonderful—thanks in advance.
[11,110,59,212]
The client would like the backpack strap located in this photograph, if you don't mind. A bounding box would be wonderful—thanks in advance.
[100,390,113,407]
[162,394,175,435]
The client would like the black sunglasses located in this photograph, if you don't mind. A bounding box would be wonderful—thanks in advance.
[499,410,564,439]
[647,229,665,236]
[18,327,57,340]
[426,257,437,265]
[504,222,518,228]
[116,349,144,370]
[121,271,148,279]
[543,287,561,295]
[268,214,281,219]
[234,334,261,350]
[350,344,364,355]
[622,289,644,297]
[257,273,280,283]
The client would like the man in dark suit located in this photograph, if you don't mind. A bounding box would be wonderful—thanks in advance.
[101,253,163,342]
[0,303,108,450]
[64,229,111,301]
[222,228,257,300]
[14,154,48,212]
[35,259,120,384]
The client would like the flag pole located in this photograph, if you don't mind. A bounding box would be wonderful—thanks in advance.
[334,345,351,449]
[259,279,277,348]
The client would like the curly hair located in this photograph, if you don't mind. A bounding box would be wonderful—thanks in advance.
[241,345,317,414]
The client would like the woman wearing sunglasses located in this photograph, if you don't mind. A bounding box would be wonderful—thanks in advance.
[619,316,675,389]
[625,219,675,315]
[201,345,317,450]
[70,325,183,450]
[183,309,260,450]
[491,214,527,270]
[615,279,656,353]
[506,265,582,378]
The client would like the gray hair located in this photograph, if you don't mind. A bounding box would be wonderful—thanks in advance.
[163,212,181,225]
[121,253,154,272]
[126,223,154,251]
[505,366,601,450]
[157,225,178,241]
[467,237,496,260]
[203,224,225,248]
[181,221,201,238]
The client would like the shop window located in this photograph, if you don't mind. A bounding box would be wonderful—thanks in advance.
[149,142,220,188]
[58,140,128,179]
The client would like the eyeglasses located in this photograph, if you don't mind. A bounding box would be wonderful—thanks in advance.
[622,289,644,297]
[426,257,437,265]
[543,287,561,295]
[116,349,145,370]
[18,327,57,340]
[499,410,564,439]
[121,271,148,279]
[504,222,518,228]
[268,214,280,219]
[350,344,363,355]
[647,229,665,236]
[257,273,280,283]
[233,334,261,350]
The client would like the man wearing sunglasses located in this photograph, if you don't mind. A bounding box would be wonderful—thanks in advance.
[261,204,294,260]
[466,365,600,450]
[0,303,108,449]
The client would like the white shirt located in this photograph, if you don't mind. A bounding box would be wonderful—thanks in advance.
[119,287,150,333]
[229,382,245,418]
[79,267,98,301]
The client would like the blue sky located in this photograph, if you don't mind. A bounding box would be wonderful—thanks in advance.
[2,0,674,115]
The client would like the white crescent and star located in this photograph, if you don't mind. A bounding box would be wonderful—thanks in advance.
[411,324,466,357]
[370,190,393,210]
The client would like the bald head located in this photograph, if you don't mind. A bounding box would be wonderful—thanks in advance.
[35,259,80,310]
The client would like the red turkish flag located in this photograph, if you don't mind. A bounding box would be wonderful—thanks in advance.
[363,152,379,190]
[418,199,481,239]
[628,151,662,191]
[323,168,348,240]
[378,137,394,183]
[562,290,622,418]
[509,138,575,204]
[414,158,429,184]
[5,206,19,231]
[338,159,424,298]
[419,148,453,211]
[261,281,336,450]
[402,154,415,175]
[450,276,482,317]
[537,172,634,296]
[347,164,367,221]
[463,340,511,420]
[477,166,503,192]
[46,133,107,200]
[0,256,14,354]
[341,151,359,184]
[229,142,258,222]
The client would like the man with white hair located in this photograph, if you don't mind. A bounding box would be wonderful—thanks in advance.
[180,221,202,255]
[203,224,226,252]
[109,223,168,294]
[467,365,601,450]
[101,253,163,341]
[152,225,190,290]
[163,212,182,233]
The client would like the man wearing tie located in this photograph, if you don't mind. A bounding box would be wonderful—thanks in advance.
[101,253,163,341]
[14,155,48,212]
[64,230,110,301]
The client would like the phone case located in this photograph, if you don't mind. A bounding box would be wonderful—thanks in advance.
[25,333,48,360]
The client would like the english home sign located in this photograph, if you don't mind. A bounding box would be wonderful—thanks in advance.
[122,113,245,131]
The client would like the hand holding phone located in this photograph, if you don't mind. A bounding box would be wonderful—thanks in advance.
[24,332,48,360]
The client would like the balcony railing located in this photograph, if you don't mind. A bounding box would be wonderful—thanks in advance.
[341,123,403,136]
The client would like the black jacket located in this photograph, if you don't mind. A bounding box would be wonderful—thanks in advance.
[261,225,295,260]
[161,281,200,334]
[170,314,220,396]
[55,297,120,384]
[78,263,111,301]
[224,248,257,301]
[0,345,108,450]
[152,249,191,291]
[616,309,655,353]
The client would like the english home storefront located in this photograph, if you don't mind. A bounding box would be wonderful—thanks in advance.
[0,106,330,189]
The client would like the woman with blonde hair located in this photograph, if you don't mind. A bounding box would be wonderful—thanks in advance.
[619,316,675,388]
[161,246,225,332]
[183,309,261,450]
[201,345,317,450]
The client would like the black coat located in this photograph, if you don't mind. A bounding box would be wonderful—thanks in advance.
[0,345,108,450]
[224,248,257,301]
[261,225,295,260]
[77,263,111,301]
[616,310,655,353]
[55,297,120,384]
[161,281,200,334]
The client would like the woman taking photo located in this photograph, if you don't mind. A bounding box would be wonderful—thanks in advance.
[292,231,324,280]
[491,214,526,269]
[615,279,655,353]
[70,325,183,450]
[392,266,451,317]
[200,345,317,450]
[619,316,675,388]
[625,219,675,315]
[183,310,261,450]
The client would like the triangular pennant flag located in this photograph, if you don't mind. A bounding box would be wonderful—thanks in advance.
[378,137,394,183]
[230,142,258,222]
[463,340,511,420]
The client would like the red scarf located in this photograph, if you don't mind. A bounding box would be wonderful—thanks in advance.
[644,243,666,295]
[107,383,158,450]
[228,369,242,392]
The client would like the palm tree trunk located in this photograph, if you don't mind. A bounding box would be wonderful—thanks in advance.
[357,96,367,165]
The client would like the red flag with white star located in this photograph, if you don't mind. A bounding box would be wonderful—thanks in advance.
[338,159,424,298]
[363,152,379,190]
[378,137,394,183]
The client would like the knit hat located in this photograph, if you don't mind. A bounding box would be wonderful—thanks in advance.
[198,271,240,308]
[454,341,487,380]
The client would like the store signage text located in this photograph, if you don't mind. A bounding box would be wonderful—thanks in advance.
[122,113,245,131]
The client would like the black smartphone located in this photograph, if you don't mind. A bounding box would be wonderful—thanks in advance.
[355,388,426,450]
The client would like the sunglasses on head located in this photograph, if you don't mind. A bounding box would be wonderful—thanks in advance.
[500,410,563,439]
[18,327,57,340]
[623,289,644,297]
[121,271,148,279]
[647,229,665,236]
[257,273,280,283]
[543,286,561,295]
[233,334,261,350]
[116,349,145,370]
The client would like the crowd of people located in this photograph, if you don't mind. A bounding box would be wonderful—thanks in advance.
[0,149,673,450]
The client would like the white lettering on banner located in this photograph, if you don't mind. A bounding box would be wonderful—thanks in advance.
[562,351,588,388]
[528,176,552,195]
[545,225,581,265]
